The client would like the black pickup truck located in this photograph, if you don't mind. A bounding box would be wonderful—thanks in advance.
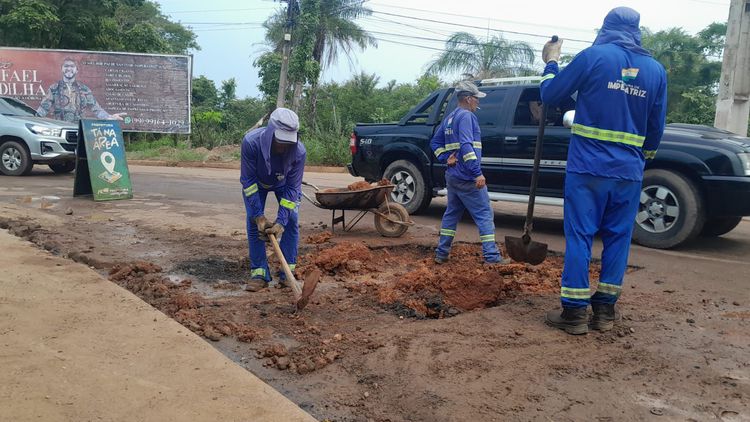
[348,78,750,249]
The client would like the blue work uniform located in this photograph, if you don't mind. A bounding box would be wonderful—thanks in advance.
[430,107,501,263]
[240,124,306,282]
[540,7,667,308]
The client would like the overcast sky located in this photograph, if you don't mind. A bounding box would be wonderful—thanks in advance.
[156,0,732,99]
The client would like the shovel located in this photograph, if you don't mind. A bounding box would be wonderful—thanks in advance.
[268,233,320,311]
[505,103,549,265]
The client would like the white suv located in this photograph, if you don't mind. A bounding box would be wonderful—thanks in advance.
[0,96,79,176]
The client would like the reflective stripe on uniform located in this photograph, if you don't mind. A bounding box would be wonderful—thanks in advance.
[561,286,590,299]
[434,142,461,158]
[463,152,477,161]
[572,123,646,147]
[440,228,456,237]
[596,282,622,296]
[280,198,296,210]
[541,73,555,82]
[473,141,482,149]
[643,149,657,159]
[289,264,296,272]
[480,234,495,243]
[244,183,258,197]
[251,268,266,278]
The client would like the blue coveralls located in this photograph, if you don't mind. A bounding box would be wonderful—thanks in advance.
[240,124,306,282]
[430,107,501,263]
[540,7,667,308]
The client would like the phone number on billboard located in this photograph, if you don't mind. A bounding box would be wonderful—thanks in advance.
[130,118,186,126]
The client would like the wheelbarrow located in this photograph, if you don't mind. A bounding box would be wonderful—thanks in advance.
[301,181,413,237]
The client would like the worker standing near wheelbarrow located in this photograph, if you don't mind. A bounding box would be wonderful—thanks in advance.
[430,81,510,266]
[240,108,306,292]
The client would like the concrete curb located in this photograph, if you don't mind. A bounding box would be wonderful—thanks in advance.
[128,160,348,174]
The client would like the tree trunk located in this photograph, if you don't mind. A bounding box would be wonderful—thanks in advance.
[310,80,319,128]
[292,81,303,112]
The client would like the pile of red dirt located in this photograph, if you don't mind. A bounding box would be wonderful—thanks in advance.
[305,241,376,274]
[377,244,598,318]
[305,231,333,245]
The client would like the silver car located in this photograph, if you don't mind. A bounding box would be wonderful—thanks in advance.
[0,96,79,176]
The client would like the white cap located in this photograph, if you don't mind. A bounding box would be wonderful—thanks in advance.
[270,107,299,143]
[455,80,486,98]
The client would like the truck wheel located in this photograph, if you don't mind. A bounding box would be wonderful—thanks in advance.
[383,160,431,214]
[49,161,76,174]
[700,216,743,237]
[0,140,33,176]
[632,169,705,249]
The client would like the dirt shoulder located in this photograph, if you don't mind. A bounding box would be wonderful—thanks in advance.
[0,230,315,422]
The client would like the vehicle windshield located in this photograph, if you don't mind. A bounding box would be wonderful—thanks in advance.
[0,97,37,117]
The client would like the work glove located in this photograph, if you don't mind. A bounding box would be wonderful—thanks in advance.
[447,152,458,167]
[265,222,285,238]
[254,215,271,242]
[542,37,563,64]
[475,175,486,189]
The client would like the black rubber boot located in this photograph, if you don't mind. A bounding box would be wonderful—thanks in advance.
[590,303,619,331]
[545,307,589,335]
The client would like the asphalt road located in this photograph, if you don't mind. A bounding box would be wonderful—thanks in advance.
[3,164,749,301]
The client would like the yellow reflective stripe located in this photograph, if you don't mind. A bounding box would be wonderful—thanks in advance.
[541,73,555,82]
[463,152,477,161]
[440,228,456,237]
[244,184,258,197]
[643,149,657,159]
[597,282,622,295]
[480,234,495,242]
[561,287,590,299]
[473,141,482,149]
[251,268,266,278]
[434,147,446,157]
[445,142,460,151]
[572,123,645,147]
[280,198,296,210]
[289,264,296,272]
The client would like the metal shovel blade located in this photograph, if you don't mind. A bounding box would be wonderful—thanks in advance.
[295,269,321,311]
[505,234,548,265]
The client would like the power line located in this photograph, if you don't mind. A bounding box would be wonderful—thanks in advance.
[371,10,594,44]
[370,1,598,35]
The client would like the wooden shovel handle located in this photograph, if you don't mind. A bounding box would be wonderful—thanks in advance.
[268,233,302,300]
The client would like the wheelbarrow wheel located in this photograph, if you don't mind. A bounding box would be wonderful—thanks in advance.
[374,203,409,237]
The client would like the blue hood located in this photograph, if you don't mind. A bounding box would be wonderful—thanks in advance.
[593,7,651,56]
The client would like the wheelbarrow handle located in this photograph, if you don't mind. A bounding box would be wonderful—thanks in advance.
[301,181,320,191]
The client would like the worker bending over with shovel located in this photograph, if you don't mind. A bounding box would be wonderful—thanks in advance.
[430,81,510,265]
[540,7,667,334]
[241,108,306,292]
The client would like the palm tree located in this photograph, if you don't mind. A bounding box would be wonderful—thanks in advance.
[263,0,377,115]
[427,32,535,80]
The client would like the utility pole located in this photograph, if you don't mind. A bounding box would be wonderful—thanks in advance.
[715,0,750,135]
[276,0,297,109]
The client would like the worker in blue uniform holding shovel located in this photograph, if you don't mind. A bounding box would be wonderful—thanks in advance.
[430,81,510,266]
[540,7,667,334]
[241,108,306,292]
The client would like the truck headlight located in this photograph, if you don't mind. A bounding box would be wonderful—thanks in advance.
[738,152,750,176]
[26,124,62,137]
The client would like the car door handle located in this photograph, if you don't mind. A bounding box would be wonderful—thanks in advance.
[504,136,518,144]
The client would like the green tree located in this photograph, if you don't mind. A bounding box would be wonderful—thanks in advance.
[0,0,198,54]
[218,78,237,109]
[191,76,219,109]
[427,32,535,79]
[641,23,725,124]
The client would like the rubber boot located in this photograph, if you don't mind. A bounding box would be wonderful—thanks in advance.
[545,307,589,335]
[590,303,619,331]
[245,278,268,292]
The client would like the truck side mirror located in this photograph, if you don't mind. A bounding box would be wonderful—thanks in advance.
[563,110,575,128]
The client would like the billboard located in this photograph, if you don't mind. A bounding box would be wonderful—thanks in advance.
[0,47,191,133]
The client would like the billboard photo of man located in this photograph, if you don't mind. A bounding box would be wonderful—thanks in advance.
[36,57,126,123]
